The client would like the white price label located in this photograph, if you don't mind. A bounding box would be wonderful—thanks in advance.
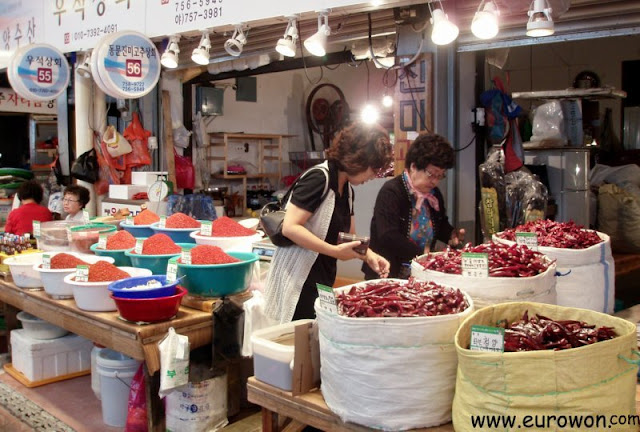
[181,249,192,265]
[33,221,41,238]
[470,325,504,352]
[166,258,178,282]
[200,221,213,237]
[316,284,338,314]
[515,232,539,251]
[461,252,489,278]
[159,216,166,229]
[98,234,107,249]
[75,265,89,282]
[82,209,91,224]
[126,216,134,226]
[134,239,144,254]
[42,254,51,270]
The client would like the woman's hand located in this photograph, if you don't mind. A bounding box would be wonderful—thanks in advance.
[334,241,366,261]
[449,228,466,248]
[365,249,390,278]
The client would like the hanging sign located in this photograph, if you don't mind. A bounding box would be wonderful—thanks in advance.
[8,43,70,102]
[0,88,56,114]
[94,31,160,99]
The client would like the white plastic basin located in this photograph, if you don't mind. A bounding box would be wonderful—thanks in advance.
[4,252,45,289]
[16,311,68,340]
[190,231,263,252]
[34,253,115,299]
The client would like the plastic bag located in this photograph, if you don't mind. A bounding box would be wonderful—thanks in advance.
[531,100,565,142]
[123,113,152,168]
[94,133,121,195]
[167,194,217,221]
[158,327,190,398]
[478,148,506,241]
[173,125,192,149]
[71,148,99,183]
[125,364,148,432]
[174,149,195,190]
[504,169,548,228]
[103,125,133,158]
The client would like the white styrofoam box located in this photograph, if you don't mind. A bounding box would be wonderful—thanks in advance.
[131,171,169,186]
[11,329,93,382]
[251,319,313,391]
[108,184,149,200]
[101,199,167,218]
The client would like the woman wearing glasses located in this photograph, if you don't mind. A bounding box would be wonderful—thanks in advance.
[63,185,90,222]
[363,133,465,279]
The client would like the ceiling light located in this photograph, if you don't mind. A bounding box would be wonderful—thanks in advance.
[76,51,92,79]
[382,93,393,108]
[430,6,459,45]
[361,104,379,124]
[275,15,299,57]
[304,10,331,57]
[471,1,499,39]
[224,25,247,57]
[191,31,211,65]
[161,35,181,68]
[526,0,554,37]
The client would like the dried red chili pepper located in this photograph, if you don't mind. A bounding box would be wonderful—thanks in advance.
[133,209,160,225]
[137,234,181,255]
[498,220,602,249]
[183,245,240,265]
[86,261,131,282]
[106,230,136,250]
[46,253,90,269]
[165,213,200,228]
[209,216,257,237]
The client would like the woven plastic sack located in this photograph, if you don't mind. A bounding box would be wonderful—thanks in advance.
[411,254,557,309]
[453,302,638,432]
[315,280,474,430]
[493,232,614,313]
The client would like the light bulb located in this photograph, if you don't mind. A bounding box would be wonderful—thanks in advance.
[304,11,330,57]
[361,104,379,124]
[382,94,393,108]
[526,0,554,37]
[430,9,459,45]
[191,32,211,65]
[471,2,499,40]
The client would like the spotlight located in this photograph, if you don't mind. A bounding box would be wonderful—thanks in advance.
[275,15,299,57]
[161,35,181,69]
[304,10,331,57]
[430,7,459,45]
[224,25,247,57]
[471,1,499,40]
[526,0,554,37]
[76,51,92,79]
[361,103,379,124]
[191,31,211,65]
[382,94,393,108]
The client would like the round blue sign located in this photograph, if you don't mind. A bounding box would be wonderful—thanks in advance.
[9,44,70,102]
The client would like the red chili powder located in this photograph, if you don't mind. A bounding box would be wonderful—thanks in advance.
[210,217,257,237]
[133,209,160,225]
[106,230,136,250]
[47,253,90,269]
[141,233,181,255]
[87,261,131,282]
[185,245,240,265]
[165,213,200,229]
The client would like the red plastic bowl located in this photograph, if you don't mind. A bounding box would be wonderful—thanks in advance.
[111,285,187,323]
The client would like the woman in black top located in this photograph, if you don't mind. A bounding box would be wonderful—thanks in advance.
[264,123,393,323]
[363,134,465,280]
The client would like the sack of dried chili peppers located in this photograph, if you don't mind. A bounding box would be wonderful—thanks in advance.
[412,242,558,309]
[493,220,614,313]
[315,278,474,430]
[453,302,637,432]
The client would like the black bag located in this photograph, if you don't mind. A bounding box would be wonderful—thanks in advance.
[259,165,329,247]
[70,148,99,183]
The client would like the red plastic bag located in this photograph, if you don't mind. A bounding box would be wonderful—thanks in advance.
[125,363,148,432]
[175,149,195,190]
[123,113,152,169]
[94,132,121,195]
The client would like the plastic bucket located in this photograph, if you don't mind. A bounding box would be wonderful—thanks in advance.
[96,349,141,427]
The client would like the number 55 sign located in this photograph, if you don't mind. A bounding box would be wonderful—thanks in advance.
[8,44,70,102]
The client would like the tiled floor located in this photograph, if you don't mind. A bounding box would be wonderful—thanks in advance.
[0,371,122,431]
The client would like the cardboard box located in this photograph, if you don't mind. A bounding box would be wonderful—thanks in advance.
[11,329,92,382]
[108,184,149,200]
[131,171,168,186]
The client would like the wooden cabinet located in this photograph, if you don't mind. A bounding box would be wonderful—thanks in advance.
[207,133,286,211]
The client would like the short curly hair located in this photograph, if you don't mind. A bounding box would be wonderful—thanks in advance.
[17,180,44,204]
[325,122,393,176]
[405,134,454,170]
[64,184,91,209]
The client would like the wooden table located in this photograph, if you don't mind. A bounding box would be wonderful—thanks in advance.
[0,280,213,431]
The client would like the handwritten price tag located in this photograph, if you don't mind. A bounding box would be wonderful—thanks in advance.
[75,265,89,282]
[200,221,212,237]
[42,254,51,270]
[166,257,178,282]
[470,325,504,352]
[82,209,91,224]
[134,239,144,254]
[515,232,538,251]
[33,221,41,238]
[159,216,166,229]
[316,284,338,314]
[98,234,107,249]
[461,252,489,278]
[125,216,134,225]
[181,249,192,265]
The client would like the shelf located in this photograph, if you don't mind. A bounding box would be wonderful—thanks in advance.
[512,87,627,100]
[209,132,296,140]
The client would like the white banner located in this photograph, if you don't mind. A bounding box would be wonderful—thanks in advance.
[0,87,56,114]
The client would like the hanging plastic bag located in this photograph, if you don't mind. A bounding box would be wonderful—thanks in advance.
[158,327,190,398]
[125,364,148,432]
[70,148,100,183]
[173,125,192,149]
[94,133,121,195]
[123,113,152,168]
[103,125,133,158]
[175,149,195,190]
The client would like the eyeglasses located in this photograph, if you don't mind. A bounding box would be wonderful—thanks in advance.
[62,198,80,203]
[424,168,446,180]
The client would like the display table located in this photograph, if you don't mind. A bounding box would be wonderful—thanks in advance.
[0,279,213,431]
